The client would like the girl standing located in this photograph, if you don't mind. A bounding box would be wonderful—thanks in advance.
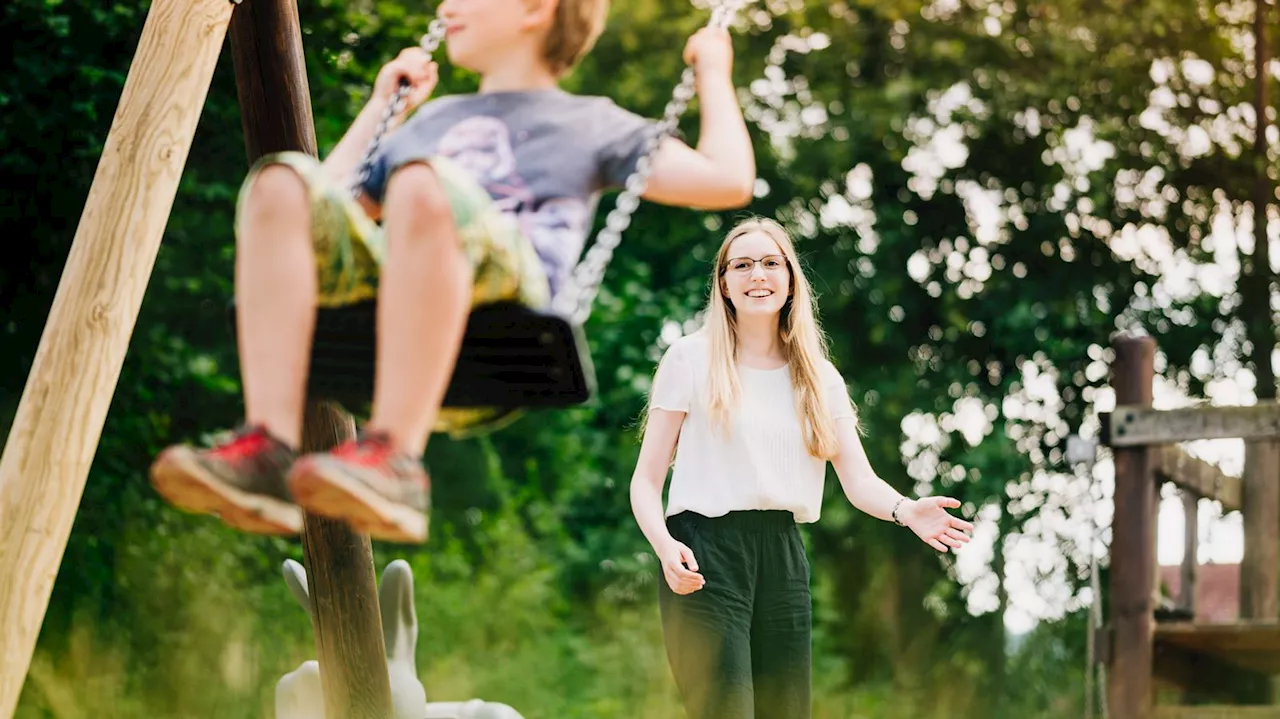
[630,217,973,719]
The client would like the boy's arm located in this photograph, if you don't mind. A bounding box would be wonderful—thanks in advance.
[323,104,398,221]
[320,49,440,220]
[642,28,755,210]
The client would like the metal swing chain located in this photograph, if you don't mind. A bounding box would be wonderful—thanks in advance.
[349,1,750,325]
[350,19,448,198]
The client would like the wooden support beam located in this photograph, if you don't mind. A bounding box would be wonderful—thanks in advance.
[299,405,394,718]
[1241,440,1280,622]
[229,1,394,718]
[1108,333,1158,719]
[0,0,235,714]
[1101,402,1280,447]
[1237,0,1279,665]
[1153,446,1242,513]
[228,0,316,159]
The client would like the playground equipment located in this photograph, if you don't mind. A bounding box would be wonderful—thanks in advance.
[1089,333,1280,718]
[229,2,746,418]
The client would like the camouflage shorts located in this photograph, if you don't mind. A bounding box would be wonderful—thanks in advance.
[236,151,551,436]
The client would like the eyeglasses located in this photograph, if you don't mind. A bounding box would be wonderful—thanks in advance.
[724,255,788,274]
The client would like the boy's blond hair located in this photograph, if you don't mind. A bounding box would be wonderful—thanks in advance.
[542,0,609,76]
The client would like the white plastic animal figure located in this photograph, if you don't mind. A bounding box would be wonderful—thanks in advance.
[274,558,524,719]
[425,700,525,718]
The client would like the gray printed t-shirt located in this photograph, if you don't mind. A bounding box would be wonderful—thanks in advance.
[359,88,657,299]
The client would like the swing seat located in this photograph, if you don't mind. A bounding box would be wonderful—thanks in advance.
[228,301,596,412]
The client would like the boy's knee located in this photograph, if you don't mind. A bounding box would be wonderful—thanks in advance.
[384,163,454,226]
[245,164,309,214]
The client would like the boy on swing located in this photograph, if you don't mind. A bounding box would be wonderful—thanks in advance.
[149,0,755,543]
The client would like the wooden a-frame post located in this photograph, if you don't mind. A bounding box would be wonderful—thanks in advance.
[0,0,395,715]
[0,0,237,713]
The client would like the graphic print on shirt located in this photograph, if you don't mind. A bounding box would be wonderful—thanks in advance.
[518,196,590,298]
[437,116,589,298]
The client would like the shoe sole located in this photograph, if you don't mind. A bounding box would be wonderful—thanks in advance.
[150,449,302,536]
[287,459,427,544]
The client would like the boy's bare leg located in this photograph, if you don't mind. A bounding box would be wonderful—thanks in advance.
[369,162,472,454]
[286,162,468,543]
[235,165,318,450]
[148,164,317,536]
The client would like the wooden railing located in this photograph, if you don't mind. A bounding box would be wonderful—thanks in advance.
[1099,333,1280,718]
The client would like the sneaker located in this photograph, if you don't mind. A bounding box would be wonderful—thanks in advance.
[149,425,302,536]
[286,431,430,544]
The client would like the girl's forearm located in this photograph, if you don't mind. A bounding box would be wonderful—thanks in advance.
[630,474,673,552]
[844,474,911,523]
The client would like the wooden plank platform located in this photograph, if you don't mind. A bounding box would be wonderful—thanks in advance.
[1156,621,1280,675]
[1155,708,1280,719]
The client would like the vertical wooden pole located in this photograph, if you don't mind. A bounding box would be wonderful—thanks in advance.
[1241,441,1280,620]
[1107,333,1157,719]
[299,404,395,718]
[229,3,393,717]
[228,0,316,159]
[0,0,235,714]
[1179,490,1198,615]
[1239,440,1279,705]
[1238,0,1278,629]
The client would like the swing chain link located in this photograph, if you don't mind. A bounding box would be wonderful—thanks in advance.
[350,18,448,198]
[349,2,749,325]
[552,0,749,323]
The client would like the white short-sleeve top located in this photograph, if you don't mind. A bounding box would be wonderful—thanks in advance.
[648,332,857,524]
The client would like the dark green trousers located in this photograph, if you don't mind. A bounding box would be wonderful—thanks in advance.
[659,510,812,719]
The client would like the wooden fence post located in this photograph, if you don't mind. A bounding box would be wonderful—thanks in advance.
[1108,332,1157,719]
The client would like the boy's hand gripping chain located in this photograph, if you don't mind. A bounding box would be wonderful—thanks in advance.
[351,1,751,325]
[350,19,447,199]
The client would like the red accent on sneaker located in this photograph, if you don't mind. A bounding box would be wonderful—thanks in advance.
[328,432,401,466]
[149,424,301,536]
[207,426,273,462]
[285,430,430,543]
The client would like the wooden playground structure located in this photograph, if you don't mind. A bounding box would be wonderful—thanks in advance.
[1101,335,1280,718]
[0,0,405,715]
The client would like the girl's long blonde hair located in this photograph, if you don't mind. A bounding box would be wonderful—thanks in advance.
[705,217,846,459]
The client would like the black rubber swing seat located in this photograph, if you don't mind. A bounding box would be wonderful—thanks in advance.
[228,300,596,412]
